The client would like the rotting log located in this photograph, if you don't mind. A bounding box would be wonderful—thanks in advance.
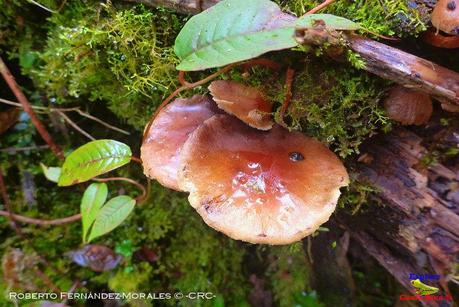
[337,117,459,302]
[125,0,459,300]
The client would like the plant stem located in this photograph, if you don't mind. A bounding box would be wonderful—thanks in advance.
[0,57,64,159]
[304,0,336,15]
[0,210,81,226]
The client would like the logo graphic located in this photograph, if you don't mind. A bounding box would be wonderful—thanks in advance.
[398,273,452,302]
[410,279,439,296]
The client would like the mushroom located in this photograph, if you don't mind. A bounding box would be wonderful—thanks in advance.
[383,85,433,125]
[208,80,274,130]
[431,0,459,35]
[178,114,349,244]
[141,95,218,190]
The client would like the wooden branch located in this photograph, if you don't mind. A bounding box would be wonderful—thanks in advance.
[0,57,64,159]
[127,0,459,106]
[348,35,459,105]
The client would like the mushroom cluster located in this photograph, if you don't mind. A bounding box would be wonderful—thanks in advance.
[141,80,349,244]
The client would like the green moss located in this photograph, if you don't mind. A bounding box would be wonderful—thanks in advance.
[277,0,428,37]
[266,244,312,307]
[32,2,183,130]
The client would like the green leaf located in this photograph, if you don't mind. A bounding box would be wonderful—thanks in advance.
[296,14,360,31]
[87,195,135,242]
[174,0,297,71]
[40,163,61,183]
[58,140,132,186]
[81,183,108,243]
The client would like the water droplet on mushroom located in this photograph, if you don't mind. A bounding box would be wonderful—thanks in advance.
[289,152,304,161]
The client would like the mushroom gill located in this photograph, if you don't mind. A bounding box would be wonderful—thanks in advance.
[178,114,349,244]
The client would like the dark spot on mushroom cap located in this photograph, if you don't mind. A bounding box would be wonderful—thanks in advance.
[447,1,456,10]
[289,152,304,161]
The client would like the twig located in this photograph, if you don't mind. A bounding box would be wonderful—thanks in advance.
[26,0,56,13]
[93,177,147,203]
[304,0,336,15]
[0,145,50,153]
[0,57,64,159]
[54,110,96,141]
[0,97,130,135]
[73,109,130,135]
[142,63,238,143]
[0,210,81,226]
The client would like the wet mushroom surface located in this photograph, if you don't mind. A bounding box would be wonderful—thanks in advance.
[141,95,219,190]
[431,0,459,35]
[208,80,274,130]
[178,114,349,244]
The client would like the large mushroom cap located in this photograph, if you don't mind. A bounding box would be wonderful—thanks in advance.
[383,85,433,126]
[141,95,218,190]
[208,80,274,130]
[178,115,349,244]
[431,0,459,35]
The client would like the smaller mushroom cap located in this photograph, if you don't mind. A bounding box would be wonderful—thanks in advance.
[141,95,218,190]
[209,80,274,130]
[383,86,433,126]
[431,0,459,35]
[178,115,349,244]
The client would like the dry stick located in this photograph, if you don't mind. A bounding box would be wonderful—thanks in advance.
[54,109,96,141]
[0,145,50,153]
[0,97,130,135]
[0,57,64,159]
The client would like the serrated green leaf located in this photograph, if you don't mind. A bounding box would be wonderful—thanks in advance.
[87,195,135,242]
[81,183,108,243]
[40,163,61,183]
[58,140,132,186]
[174,0,297,71]
[296,14,360,31]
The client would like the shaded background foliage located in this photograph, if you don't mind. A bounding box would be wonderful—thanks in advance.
[0,0,432,305]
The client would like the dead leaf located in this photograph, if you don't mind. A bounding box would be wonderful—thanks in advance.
[66,245,122,272]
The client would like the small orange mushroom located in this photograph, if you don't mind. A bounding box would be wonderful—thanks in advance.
[383,86,433,126]
[208,80,274,130]
[431,0,459,35]
[178,115,349,244]
[141,95,218,190]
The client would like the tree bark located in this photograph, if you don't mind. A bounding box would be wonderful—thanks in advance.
[337,117,459,300]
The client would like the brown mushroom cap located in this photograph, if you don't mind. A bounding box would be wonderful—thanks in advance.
[383,86,433,126]
[431,0,459,35]
[178,115,349,244]
[141,95,218,190]
[208,80,274,130]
